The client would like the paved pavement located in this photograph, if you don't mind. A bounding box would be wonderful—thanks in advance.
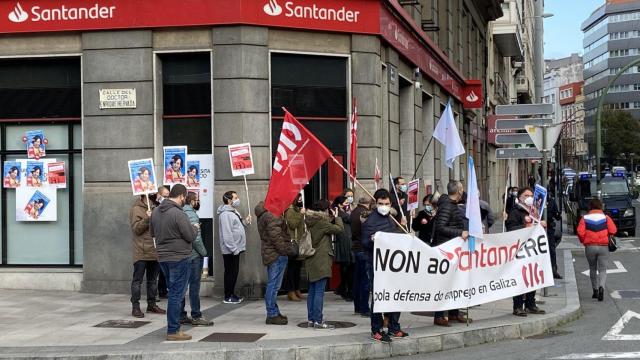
[0,247,580,360]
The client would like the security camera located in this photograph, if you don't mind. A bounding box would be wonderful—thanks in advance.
[414,67,421,80]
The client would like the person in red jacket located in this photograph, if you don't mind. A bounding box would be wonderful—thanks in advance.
[577,198,617,302]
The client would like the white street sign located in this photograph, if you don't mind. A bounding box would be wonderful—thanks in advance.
[602,311,640,341]
[495,103,554,115]
[525,124,563,152]
[581,261,627,277]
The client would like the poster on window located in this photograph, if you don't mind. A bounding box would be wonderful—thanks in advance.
[47,161,67,189]
[228,143,255,177]
[187,154,213,219]
[186,159,200,189]
[407,179,420,211]
[25,130,46,160]
[3,161,22,188]
[26,161,45,187]
[163,146,187,185]
[128,158,157,196]
[16,187,57,222]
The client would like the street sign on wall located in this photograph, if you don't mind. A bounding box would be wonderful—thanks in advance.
[496,148,542,159]
[494,118,553,129]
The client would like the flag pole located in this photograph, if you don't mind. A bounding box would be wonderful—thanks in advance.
[412,135,435,180]
[243,174,251,221]
[330,156,409,234]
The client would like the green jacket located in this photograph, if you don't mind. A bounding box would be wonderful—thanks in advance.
[284,205,305,241]
[304,210,344,283]
[183,205,207,260]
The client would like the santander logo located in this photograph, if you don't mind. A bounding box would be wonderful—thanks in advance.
[8,2,28,23]
[465,90,479,103]
[264,0,283,16]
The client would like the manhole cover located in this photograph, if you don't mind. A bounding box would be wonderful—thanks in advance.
[527,330,571,339]
[297,321,356,328]
[94,320,150,328]
[199,332,265,342]
[618,290,640,299]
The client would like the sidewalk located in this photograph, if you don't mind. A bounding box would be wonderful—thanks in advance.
[0,251,580,360]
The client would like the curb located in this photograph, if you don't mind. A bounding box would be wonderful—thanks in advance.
[1,250,581,360]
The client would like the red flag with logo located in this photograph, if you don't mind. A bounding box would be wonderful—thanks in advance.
[349,98,358,181]
[264,109,333,216]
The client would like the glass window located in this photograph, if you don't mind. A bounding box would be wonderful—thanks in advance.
[6,124,69,151]
[73,124,82,150]
[73,154,83,264]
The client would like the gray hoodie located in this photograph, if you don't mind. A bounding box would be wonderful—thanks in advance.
[217,204,247,255]
[150,199,196,262]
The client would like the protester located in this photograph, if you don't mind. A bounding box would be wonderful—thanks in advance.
[391,176,409,224]
[343,188,355,210]
[362,189,408,343]
[304,199,344,329]
[155,186,170,299]
[255,201,298,325]
[333,195,353,301]
[505,186,519,215]
[217,190,250,304]
[432,181,470,326]
[179,192,213,327]
[577,198,617,302]
[546,194,563,279]
[150,184,196,341]
[506,187,546,316]
[129,193,166,318]
[412,194,436,244]
[350,197,371,317]
[283,193,305,302]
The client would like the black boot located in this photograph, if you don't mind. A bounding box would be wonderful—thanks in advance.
[592,289,598,299]
[598,286,604,302]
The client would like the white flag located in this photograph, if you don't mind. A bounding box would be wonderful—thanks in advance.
[466,156,483,242]
[433,100,465,168]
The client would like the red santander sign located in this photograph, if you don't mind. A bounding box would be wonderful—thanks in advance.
[462,80,483,109]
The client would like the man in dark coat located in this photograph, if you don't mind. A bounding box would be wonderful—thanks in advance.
[351,197,371,317]
[390,176,409,226]
[546,194,563,279]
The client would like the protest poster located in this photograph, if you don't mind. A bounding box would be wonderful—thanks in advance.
[16,187,57,221]
[163,146,187,185]
[407,179,420,211]
[47,161,67,189]
[373,225,553,312]
[3,161,22,188]
[25,130,46,159]
[186,159,200,189]
[533,184,547,222]
[26,161,44,187]
[188,154,214,219]
[228,143,255,177]
[128,158,157,196]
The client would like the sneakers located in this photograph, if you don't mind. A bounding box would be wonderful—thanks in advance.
[179,316,192,325]
[146,305,166,314]
[313,321,335,330]
[513,308,527,317]
[389,330,409,338]
[525,306,546,315]
[306,321,314,328]
[223,295,243,304]
[191,317,214,326]
[266,315,288,325]
[132,307,144,318]
[166,331,192,341]
[598,286,604,302]
[371,331,392,343]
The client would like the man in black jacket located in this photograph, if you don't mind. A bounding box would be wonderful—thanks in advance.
[390,176,409,226]
[351,197,371,317]
[546,194,563,279]
[432,181,469,326]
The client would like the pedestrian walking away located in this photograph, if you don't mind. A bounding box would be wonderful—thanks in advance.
[217,190,250,304]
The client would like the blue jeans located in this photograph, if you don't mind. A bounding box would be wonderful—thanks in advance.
[307,277,328,323]
[181,257,204,319]
[265,256,288,318]
[367,260,400,333]
[352,251,370,314]
[159,258,191,334]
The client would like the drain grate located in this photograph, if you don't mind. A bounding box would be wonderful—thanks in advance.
[527,329,571,339]
[199,332,266,342]
[618,290,640,299]
[94,320,150,329]
[297,321,356,329]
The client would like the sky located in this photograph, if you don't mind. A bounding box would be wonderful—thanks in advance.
[543,0,606,60]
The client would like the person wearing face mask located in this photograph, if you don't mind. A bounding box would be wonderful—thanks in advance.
[332,195,354,301]
[506,187,546,317]
[412,194,436,244]
[179,192,213,327]
[391,177,410,225]
[283,193,306,302]
[350,197,372,317]
[150,184,197,341]
[217,191,250,304]
[505,187,519,215]
[343,188,355,211]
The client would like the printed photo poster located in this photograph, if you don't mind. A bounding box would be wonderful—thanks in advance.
[188,154,214,219]
[47,161,67,189]
[26,161,45,187]
[16,187,57,222]
[186,159,200,189]
[407,179,420,211]
[228,143,255,177]
[3,161,22,188]
[533,184,547,222]
[163,146,187,185]
[25,130,46,159]
[128,158,157,196]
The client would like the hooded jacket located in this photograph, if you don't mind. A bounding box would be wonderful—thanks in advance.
[150,199,196,262]
[255,202,296,266]
[361,206,399,259]
[304,210,344,282]
[577,210,617,246]
[183,204,207,260]
[432,194,466,246]
[130,197,158,262]
[217,204,247,255]
[284,205,305,241]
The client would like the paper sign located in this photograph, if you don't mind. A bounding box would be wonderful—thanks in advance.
[128,158,157,196]
[99,88,136,109]
[16,187,57,222]
[25,161,44,187]
[228,143,255,177]
[533,184,547,222]
[407,179,420,211]
[3,161,22,188]
[25,130,46,159]
[163,146,188,185]
[47,162,67,189]
[188,154,214,219]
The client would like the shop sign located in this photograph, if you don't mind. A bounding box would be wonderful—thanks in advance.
[487,115,514,145]
[99,88,136,109]
[462,80,483,109]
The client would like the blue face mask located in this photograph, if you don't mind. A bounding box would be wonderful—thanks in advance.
[425,205,433,212]
[399,185,408,193]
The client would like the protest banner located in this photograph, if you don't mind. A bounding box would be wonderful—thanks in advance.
[407,179,419,211]
[24,129,46,159]
[163,146,187,185]
[373,225,553,312]
[128,159,157,196]
[533,184,547,222]
[188,154,214,219]
[3,161,22,188]
[16,187,57,222]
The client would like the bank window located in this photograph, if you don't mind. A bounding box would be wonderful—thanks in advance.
[0,57,82,266]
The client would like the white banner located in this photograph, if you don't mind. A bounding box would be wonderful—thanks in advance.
[373,225,553,312]
[187,154,214,219]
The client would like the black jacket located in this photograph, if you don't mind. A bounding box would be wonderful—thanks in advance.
[432,195,466,246]
[350,205,367,253]
[362,208,397,259]
[391,190,409,224]
[412,209,434,244]
[505,205,529,231]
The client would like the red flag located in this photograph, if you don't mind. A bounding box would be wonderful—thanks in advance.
[349,98,358,181]
[374,157,382,190]
[264,109,333,216]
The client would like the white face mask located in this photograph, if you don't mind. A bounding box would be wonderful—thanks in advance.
[399,185,407,193]
[377,205,391,216]
[524,197,534,207]
[232,199,241,208]
[347,196,354,204]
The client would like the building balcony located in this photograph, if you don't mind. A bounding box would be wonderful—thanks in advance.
[494,72,509,103]
[492,1,524,57]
